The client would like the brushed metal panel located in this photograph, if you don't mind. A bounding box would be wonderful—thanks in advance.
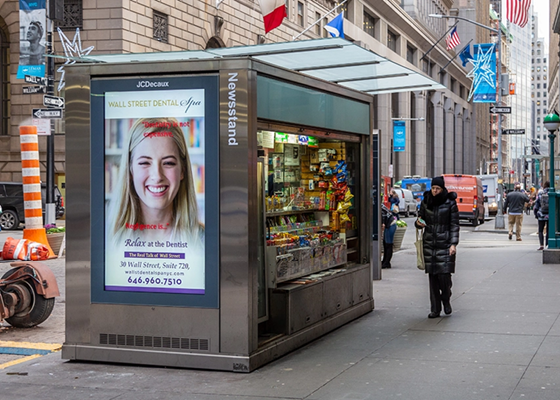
[288,283,323,334]
[352,264,373,305]
[67,345,251,372]
[219,69,252,355]
[90,304,220,353]
[323,273,353,317]
[64,66,93,345]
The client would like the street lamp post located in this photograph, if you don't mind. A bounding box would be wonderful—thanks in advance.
[544,113,560,249]
[429,13,504,229]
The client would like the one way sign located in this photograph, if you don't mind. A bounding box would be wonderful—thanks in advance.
[33,108,63,119]
[489,106,512,114]
[43,95,65,109]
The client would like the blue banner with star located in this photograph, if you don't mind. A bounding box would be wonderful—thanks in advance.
[469,43,496,103]
[467,43,496,103]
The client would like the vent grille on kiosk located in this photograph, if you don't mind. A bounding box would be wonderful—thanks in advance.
[99,333,209,351]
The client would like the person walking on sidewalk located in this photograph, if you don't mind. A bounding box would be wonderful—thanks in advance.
[534,181,550,250]
[503,183,530,241]
[415,176,459,319]
[381,204,398,269]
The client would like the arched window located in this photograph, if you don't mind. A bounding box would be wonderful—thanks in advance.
[0,24,9,136]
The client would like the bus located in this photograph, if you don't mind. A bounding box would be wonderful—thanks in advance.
[400,176,431,201]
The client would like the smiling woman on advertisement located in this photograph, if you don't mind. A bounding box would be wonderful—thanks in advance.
[109,117,204,245]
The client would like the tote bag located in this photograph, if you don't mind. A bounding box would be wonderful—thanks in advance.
[415,228,425,270]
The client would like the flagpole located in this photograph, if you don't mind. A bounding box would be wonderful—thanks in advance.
[292,0,347,41]
[419,22,458,62]
[438,39,473,73]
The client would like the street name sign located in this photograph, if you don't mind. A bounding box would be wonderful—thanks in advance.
[23,86,46,94]
[24,75,48,86]
[33,108,63,119]
[489,106,512,114]
[43,94,65,109]
[503,129,525,135]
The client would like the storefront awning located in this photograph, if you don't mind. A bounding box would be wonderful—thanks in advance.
[83,38,445,95]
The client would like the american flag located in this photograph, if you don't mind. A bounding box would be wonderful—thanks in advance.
[446,27,460,51]
[506,0,532,28]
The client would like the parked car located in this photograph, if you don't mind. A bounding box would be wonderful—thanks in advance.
[393,188,418,217]
[0,182,65,230]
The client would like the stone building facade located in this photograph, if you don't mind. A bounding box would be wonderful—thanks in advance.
[0,0,477,187]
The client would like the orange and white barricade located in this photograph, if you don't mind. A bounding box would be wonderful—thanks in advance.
[19,125,55,258]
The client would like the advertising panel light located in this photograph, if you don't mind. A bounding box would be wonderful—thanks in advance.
[91,76,219,308]
[104,89,206,294]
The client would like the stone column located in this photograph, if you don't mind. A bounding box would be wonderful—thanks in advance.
[464,111,473,173]
[444,98,455,173]
[397,92,411,177]
[431,92,445,175]
[454,104,464,173]
[413,91,427,177]
[377,93,391,179]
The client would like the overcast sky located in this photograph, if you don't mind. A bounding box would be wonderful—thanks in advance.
[533,0,550,42]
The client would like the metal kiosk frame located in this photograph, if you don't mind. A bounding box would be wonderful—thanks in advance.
[63,57,376,372]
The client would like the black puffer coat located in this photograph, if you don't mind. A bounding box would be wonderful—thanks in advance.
[415,190,460,274]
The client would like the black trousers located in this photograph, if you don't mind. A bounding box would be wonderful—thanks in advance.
[382,240,393,268]
[538,219,548,246]
[429,273,452,314]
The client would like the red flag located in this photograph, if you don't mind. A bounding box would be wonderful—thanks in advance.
[446,27,460,51]
[506,0,531,28]
[258,0,287,33]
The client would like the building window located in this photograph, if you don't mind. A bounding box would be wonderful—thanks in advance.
[315,12,321,35]
[363,12,376,38]
[537,58,541,63]
[0,27,8,135]
[57,0,83,29]
[537,109,541,115]
[537,84,540,89]
[537,92,540,97]
[544,58,547,63]
[537,117,541,123]
[537,126,541,132]
[285,0,290,18]
[153,10,168,43]
[297,2,304,26]
[406,44,416,65]
[537,101,541,106]
[544,83,547,89]
[387,30,398,53]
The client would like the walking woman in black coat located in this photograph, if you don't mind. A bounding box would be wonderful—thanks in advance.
[415,176,460,319]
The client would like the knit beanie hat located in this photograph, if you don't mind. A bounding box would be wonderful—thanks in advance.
[431,176,445,189]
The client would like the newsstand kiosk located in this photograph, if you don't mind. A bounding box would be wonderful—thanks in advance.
[62,47,377,372]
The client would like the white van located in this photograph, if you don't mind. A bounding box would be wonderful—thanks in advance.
[393,188,417,217]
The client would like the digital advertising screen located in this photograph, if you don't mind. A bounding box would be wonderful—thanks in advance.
[91,76,219,307]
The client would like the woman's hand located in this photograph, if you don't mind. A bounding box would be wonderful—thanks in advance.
[416,217,426,228]
[449,245,457,256]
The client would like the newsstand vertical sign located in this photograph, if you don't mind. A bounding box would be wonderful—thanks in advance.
[17,0,47,79]
[103,85,207,294]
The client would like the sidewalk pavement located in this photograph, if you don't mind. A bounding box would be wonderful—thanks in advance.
[1,215,560,399]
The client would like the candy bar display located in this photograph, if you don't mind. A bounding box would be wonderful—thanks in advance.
[261,131,359,285]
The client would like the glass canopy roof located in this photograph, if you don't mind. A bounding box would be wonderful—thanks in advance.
[83,38,445,95]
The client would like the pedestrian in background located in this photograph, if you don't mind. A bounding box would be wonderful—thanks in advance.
[415,176,459,319]
[389,189,399,212]
[534,181,550,250]
[381,204,398,269]
[503,183,530,241]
